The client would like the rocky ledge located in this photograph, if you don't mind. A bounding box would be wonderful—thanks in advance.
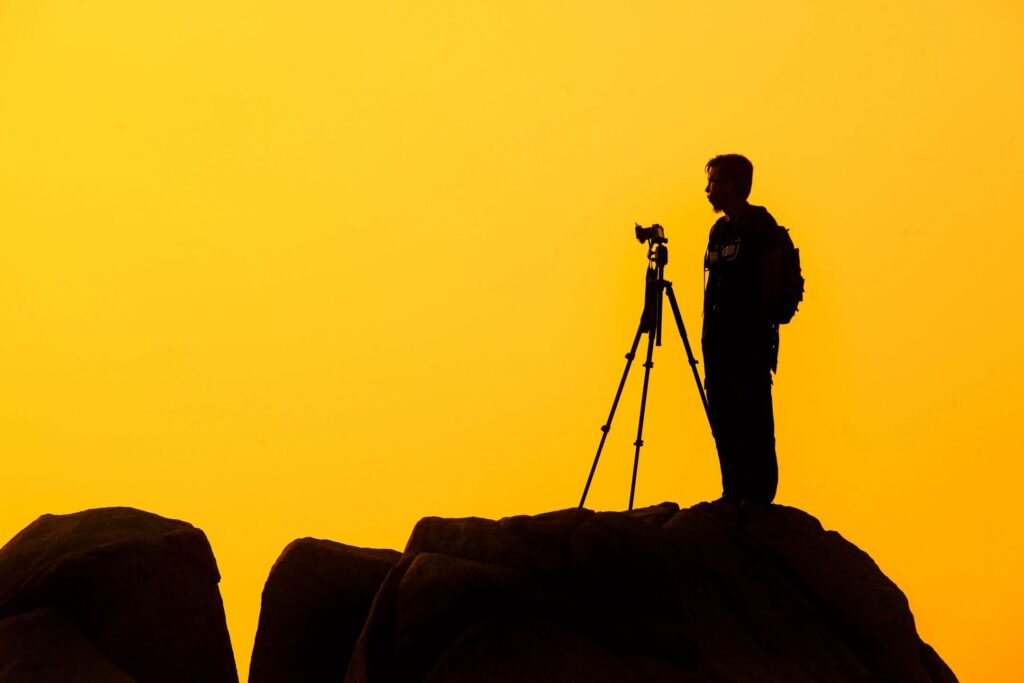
[256,502,958,683]
[0,502,958,682]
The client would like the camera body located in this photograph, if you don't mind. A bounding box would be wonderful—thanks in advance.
[635,223,667,244]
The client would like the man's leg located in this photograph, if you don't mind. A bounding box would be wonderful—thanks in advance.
[736,368,777,504]
[705,369,743,501]
[707,365,777,504]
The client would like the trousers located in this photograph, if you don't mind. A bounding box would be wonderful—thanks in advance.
[704,361,778,504]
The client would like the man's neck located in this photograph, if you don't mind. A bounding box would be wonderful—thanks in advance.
[723,200,750,221]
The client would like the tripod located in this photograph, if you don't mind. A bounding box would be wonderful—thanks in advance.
[578,234,712,510]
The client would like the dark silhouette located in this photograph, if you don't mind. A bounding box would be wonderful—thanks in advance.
[250,539,400,683]
[0,507,237,683]
[339,503,957,682]
[702,154,802,505]
[0,504,957,681]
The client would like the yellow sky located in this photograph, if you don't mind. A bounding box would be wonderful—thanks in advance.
[2,2,1022,679]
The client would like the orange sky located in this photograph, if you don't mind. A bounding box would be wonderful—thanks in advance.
[2,2,1022,680]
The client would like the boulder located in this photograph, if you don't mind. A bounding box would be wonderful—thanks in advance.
[250,538,400,683]
[0,608,137,682]
[343,502,958,683]
[0,507,237,683]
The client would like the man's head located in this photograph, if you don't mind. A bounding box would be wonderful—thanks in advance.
[705,154,753,213]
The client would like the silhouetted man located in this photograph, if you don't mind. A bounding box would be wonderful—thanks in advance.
[702,154,787,506]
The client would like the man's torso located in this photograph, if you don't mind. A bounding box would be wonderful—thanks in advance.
[702,204,780,371]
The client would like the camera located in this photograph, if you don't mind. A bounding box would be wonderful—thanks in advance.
[634,223,667,244]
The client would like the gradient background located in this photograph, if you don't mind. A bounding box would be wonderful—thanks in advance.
[2,2,1021,680]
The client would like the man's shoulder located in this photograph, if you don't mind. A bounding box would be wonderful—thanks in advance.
[708,205,783,244]
[745,204,779,229]
[744,205,789,245]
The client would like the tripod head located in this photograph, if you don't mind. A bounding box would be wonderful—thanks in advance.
[635,223,669,270]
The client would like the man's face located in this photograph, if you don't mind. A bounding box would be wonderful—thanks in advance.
[705,166,731,213]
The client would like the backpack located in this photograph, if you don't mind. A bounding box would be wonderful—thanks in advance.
[771,226,804,324]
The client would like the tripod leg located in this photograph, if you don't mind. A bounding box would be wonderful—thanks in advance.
[579,319,646,509]
[629,322,659,510]
[664,283,712,430]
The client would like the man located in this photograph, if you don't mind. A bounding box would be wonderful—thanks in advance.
[702,154,788,506]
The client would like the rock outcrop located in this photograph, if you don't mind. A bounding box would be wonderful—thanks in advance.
[250,538,401,683]
[0,507,237,683]
[0,502,958,682]
[336,502,957,682]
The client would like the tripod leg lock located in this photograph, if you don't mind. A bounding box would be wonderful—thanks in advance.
[633,439,644,447]
[643,361,654,369]
[600,424,610,433]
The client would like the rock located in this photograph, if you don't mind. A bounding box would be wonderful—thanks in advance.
[250,538,400,683]
[343,502,958,683]
[0,608,137,682]
[404,507,594,577]
[0,502,957,682]
[672,503,923,681]
[921,641,959,682]
[0,507,237,683]
[422,617,707,683]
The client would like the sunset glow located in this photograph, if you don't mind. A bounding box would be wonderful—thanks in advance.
[2,2,1021,679]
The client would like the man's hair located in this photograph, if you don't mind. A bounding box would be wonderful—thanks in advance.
[705,154,754,200]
